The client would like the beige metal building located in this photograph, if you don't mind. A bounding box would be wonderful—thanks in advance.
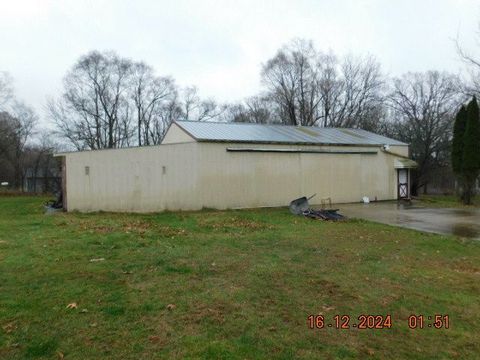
[56,121,416,212]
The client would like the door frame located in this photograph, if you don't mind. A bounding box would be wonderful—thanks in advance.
[61,156,67,210]
[397,168,409,199]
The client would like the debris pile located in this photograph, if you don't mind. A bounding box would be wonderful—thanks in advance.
[289,194,346,221]
[44,192,63,213]
[302,208,345,220]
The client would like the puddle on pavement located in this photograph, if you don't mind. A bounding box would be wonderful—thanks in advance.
[339,202,480,240]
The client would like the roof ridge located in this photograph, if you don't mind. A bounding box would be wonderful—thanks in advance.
[175,120,350,131]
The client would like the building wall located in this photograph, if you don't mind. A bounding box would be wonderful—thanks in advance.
[161,123,195,144]
[196,143,399,209]
[64,143,200,212]
[62,141,405,212]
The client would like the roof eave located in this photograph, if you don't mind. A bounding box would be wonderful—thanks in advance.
[195,139,405,147]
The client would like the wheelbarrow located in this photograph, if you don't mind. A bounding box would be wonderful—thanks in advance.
[289,194,317,215]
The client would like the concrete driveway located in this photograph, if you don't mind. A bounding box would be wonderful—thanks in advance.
[338,202,480,240]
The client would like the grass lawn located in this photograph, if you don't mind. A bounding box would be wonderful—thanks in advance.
[1,196,479,359]
[418,194,480,208]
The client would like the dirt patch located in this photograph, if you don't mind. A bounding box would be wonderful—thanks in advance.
[452,261,480,275]
[144,317,175,348]
[180,302,235,326]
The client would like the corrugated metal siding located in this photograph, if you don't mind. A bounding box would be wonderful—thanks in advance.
[63,142,399,212]
[175,121,407,146]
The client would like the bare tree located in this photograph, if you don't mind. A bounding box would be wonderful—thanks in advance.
[456,23,480,96]
[0,73,56,193]
[130,62,178,145]
[147,95,183,144]
[49,51,231,149]
[223,103,249,123]
[23,132,61,193]
[326,55,384,129]
[0,102,37,189]
[261,39,317,125]
[0,71,13,110]
[387,71,461,194]
[261,39,385,128]
[180,86,225,121]
[316,53,342,127]
[48,51,134,150]
[244,96,275,123]
[225,96,274,124]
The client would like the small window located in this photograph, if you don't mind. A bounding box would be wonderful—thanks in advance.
[85,166,90,175]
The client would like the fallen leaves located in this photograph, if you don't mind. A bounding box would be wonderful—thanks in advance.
[2,322,16,333]
[148,334,171,347]
[70,218,188,238]
[197,216,275,232]
[148,335,161,343]
[123,220,152,235]
[66,302,77,310]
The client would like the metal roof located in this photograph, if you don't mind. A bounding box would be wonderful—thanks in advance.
[175,121,407,146]
[394,158,418,168]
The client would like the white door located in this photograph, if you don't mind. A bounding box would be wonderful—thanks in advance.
[398,169,408,198]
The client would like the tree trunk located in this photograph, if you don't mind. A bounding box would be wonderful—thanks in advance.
[423,182,428,195]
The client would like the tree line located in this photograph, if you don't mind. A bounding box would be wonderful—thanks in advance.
[0,72,58,192]
[452,97,480,204]
[2,36,480,196]
[48,51,223,150]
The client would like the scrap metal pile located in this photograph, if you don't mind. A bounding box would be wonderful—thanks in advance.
[44,192,63,213]
[289,194,346,221]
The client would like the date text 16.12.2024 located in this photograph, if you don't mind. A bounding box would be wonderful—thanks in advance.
[307,314,450,329]
[307,315,392,329]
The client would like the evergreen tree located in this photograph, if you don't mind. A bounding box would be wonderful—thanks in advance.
[462,96,480,204]
[451,106,467,174]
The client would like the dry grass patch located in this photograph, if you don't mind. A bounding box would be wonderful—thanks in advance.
[196,215,275,232]
[54,215,188,238]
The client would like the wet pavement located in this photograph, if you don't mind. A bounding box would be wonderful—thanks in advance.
[338,201,480,240]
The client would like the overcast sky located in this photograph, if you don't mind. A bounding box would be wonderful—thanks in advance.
[1,0,479,125]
